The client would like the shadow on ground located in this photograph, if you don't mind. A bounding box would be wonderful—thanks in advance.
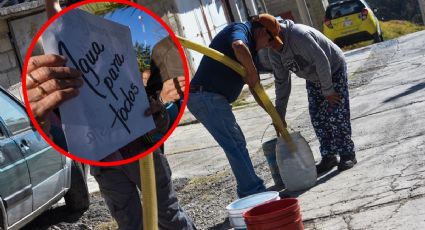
[21,206,85,230]
[280,170,339,198]
[383,81,425,103]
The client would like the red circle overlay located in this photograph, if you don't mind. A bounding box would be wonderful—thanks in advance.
[22,0,190,166]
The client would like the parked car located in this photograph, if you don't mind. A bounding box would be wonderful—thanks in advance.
[0,87,89,230]
[323,0,383,47]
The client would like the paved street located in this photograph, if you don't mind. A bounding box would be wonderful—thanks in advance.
[164,31,425,229]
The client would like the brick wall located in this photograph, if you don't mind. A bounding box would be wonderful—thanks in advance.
[0,19,21,90]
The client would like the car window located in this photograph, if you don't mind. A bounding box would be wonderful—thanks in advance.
[0,91,31,135]
[326,1,365,19]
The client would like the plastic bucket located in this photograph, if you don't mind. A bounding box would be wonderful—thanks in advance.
[261,138,284,186]
[226,191,280,229]
[243,198,304,230]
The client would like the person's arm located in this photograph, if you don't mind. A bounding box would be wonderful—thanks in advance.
[297,33,341,105]
[231,40,267,110]
[269,49,290,126]
[232,40,259,89]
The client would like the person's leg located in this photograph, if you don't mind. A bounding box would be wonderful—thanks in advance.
[93,167,142,230]
[187,92,265,198]
[328,65,356,170]
[306,81,337,156]
[306,81,339,173]
[125,150,196,230]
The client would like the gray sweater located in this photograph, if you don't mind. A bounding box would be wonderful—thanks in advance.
[269,20,345,118]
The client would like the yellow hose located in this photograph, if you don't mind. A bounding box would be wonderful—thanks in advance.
[137,36,297,230]
[139,154,158,230]
[177,35,296,151]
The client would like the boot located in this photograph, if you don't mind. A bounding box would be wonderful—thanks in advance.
[338,155,357,171]
[316,155,338,174]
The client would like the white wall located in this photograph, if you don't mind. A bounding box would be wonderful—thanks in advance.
[174,0,229,69]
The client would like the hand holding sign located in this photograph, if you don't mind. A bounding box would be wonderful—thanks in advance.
[26,54,83,133]
[41,9,155,161]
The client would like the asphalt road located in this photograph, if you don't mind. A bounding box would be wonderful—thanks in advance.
[165,30,425,230]
[25,30,425,229]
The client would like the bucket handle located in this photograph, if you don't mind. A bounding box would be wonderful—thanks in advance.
[260,123,275,144]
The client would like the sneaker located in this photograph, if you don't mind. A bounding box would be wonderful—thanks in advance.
[338,155,357,171]
[316,155,338,174]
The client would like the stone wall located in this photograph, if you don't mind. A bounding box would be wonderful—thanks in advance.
[0,19,21,91]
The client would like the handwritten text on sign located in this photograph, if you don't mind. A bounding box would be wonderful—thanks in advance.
[42,9,155,161]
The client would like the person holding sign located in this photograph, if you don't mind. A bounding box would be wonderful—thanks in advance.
[26,52,194,229]
[90,36,194,230]
[29,1,197,230]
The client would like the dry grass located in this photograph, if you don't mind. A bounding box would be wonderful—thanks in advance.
[342,20,425,51]
[95,221,118,230]
[381,20,425,39]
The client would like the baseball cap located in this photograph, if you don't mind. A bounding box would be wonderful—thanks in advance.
[250,14,283,46]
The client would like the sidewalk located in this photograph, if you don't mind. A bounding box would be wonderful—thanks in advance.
[165,31,425,229]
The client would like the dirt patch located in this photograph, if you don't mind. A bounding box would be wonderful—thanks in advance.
[22,148,275,230]
[23,192,113,230]
[174,147,279,230]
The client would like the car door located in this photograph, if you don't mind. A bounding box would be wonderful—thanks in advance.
[0,93,32,226]
[0,89,65,212]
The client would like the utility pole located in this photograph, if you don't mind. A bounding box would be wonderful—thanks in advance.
[419,0,425,25]
[296,0,313,26]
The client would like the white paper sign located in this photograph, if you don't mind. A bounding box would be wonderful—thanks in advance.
[42,9,155,161]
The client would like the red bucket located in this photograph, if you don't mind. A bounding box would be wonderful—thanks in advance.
[243,198,304,230]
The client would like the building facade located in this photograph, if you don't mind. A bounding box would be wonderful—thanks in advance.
[264,0,328,30]
[0,0,267,94]
[0,0,45,99]
[135,0,267,73]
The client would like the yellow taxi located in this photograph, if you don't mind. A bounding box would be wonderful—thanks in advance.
[323,0,383,47]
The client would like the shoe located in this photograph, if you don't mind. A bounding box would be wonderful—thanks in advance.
[338,155,357,171]
[316,155,338,174]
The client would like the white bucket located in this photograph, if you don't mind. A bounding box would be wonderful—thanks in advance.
[276,132,317,191]
[226,191,280,229]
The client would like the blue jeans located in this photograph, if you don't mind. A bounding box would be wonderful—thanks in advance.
[187,91,266,198]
